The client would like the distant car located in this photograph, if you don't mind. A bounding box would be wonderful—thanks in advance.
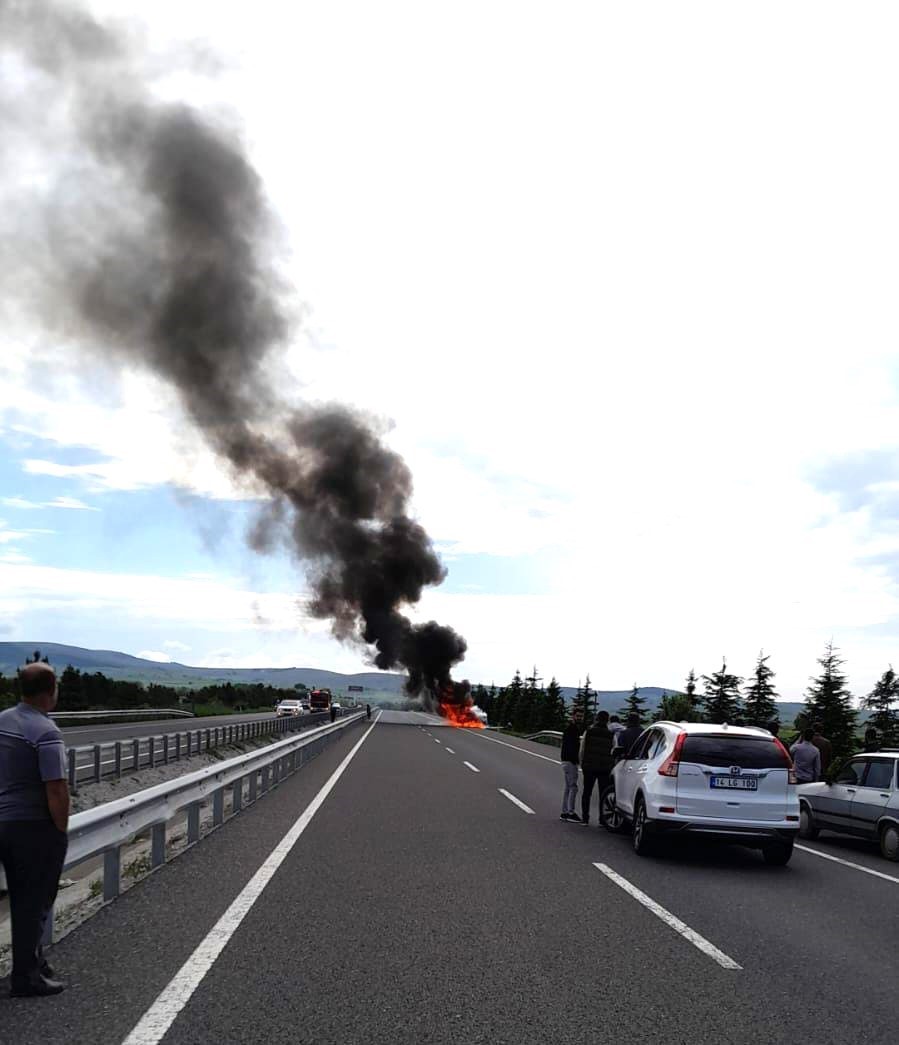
[797,750,899,862]
[601,721,800,864]
[276,700,304,718]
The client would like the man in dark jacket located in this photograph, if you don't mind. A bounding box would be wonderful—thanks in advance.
[579,711,615,826]
[615,712,644,760]
[811,722,833,774]
[559,708,583,822]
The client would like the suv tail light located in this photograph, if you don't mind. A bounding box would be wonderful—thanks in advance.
[772,737,798,784]
[658,732,686,777]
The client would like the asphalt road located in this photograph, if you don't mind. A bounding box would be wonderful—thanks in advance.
[5,711,898,1044]
[59,710,283,747]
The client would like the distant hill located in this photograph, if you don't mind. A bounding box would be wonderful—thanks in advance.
[0,643,817,721]
[0,642,408,694]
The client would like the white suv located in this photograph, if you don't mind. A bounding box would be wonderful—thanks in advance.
[601,721,800,865]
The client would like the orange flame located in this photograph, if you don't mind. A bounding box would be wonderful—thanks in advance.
[439,702,486,729]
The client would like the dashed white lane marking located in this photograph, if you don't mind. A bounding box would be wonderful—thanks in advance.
[499,788,535,814]
[593,863,742,970]
[463,762,480,773]
[795,844,899,884]
[120,712,382,1045]
[474,732,558,764]
[445,748,455,754]
[434,738,441,744]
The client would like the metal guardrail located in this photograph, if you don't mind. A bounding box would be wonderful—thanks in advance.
[52,708,195,721]
[522,730,563,742]
[47,711,366,935]
[66,712,333,789]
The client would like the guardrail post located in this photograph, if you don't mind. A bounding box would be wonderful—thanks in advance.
[187,801,201,844]
[93,744,102,783]
[213,788,224,826]
[104,847,121,901]
[149,736,156,769]
[260,765,269,793]
[232,777,243,813]
[248,768,258,803]
[151,823,166,868]
[114,741,122,778]
[132,737,140,771]
[174,734,181,761]
[68,749,78,794]
[163,735,170,765]
[205,728,211,752]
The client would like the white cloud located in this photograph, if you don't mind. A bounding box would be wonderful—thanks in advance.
[163,639,191,652]
[2,495,99,511]
[137,650,173,663]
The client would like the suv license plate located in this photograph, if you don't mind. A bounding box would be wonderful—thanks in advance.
[710,776,757,790]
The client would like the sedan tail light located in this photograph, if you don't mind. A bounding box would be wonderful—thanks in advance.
[657,732,686,777]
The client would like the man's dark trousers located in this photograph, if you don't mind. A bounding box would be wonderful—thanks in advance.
[581,770,610,824]
[0,821,67,987]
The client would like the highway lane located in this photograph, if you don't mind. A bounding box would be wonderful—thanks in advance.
[4,712,898,1044]
[59,710,282,747]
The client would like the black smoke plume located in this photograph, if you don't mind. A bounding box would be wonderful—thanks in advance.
[0,1,466,707]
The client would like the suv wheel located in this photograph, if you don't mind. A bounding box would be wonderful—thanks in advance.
[799,804,819,840]
[600,786,628,834]
[762,840,793,866]
[880,823,899,862]
[632,796,656,856]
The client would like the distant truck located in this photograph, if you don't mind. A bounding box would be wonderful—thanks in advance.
[309,688,332,714]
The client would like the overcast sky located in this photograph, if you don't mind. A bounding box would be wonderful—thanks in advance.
[2,2,898,700]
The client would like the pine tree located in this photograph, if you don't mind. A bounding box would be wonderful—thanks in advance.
[864,666,899,746]
[684,668,701,717]
[743,650,778,727]
[804,642,857,761]
[521,667,544,734]
[654,691,700,723]
[701,659,743,723]
[618,682,649,725]
[505,670,525,731]
[570,675,594,726]
[543,676,566,730]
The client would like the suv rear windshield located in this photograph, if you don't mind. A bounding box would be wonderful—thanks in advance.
[681,736,787,769]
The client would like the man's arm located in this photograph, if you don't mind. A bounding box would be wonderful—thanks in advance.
[45,779,70,834]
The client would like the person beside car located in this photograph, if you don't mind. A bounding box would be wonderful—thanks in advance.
[559,708,583,822]
[579,711,615,826]
[790,729,822,783]
[615,712,644,760]
[811,722,833,774]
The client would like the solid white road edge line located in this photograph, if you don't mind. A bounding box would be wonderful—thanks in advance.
[463,762,480,773]
[474,732,559,764]
[120,711,383,1045]
[593,863,742,970]
[498,788,535,814]
[795,844,899,884]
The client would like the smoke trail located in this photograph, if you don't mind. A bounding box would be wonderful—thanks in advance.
[0,1,466,704]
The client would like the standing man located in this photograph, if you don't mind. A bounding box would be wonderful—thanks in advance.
[608,714,625,750]
[811,721,833,775]
[559,707,583,822]
[366,703,372,721]
[579,711,615,826]
[0,662,69,997]
[790,728,822,783]
[615,712,644,760]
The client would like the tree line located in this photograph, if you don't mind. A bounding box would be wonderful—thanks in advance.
[476,642,898,764]
[0,652,307,712]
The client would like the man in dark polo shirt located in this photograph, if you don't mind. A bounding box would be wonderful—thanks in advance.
[0,662,69,997]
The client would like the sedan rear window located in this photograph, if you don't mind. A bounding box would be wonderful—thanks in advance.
[681,736,787,769]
